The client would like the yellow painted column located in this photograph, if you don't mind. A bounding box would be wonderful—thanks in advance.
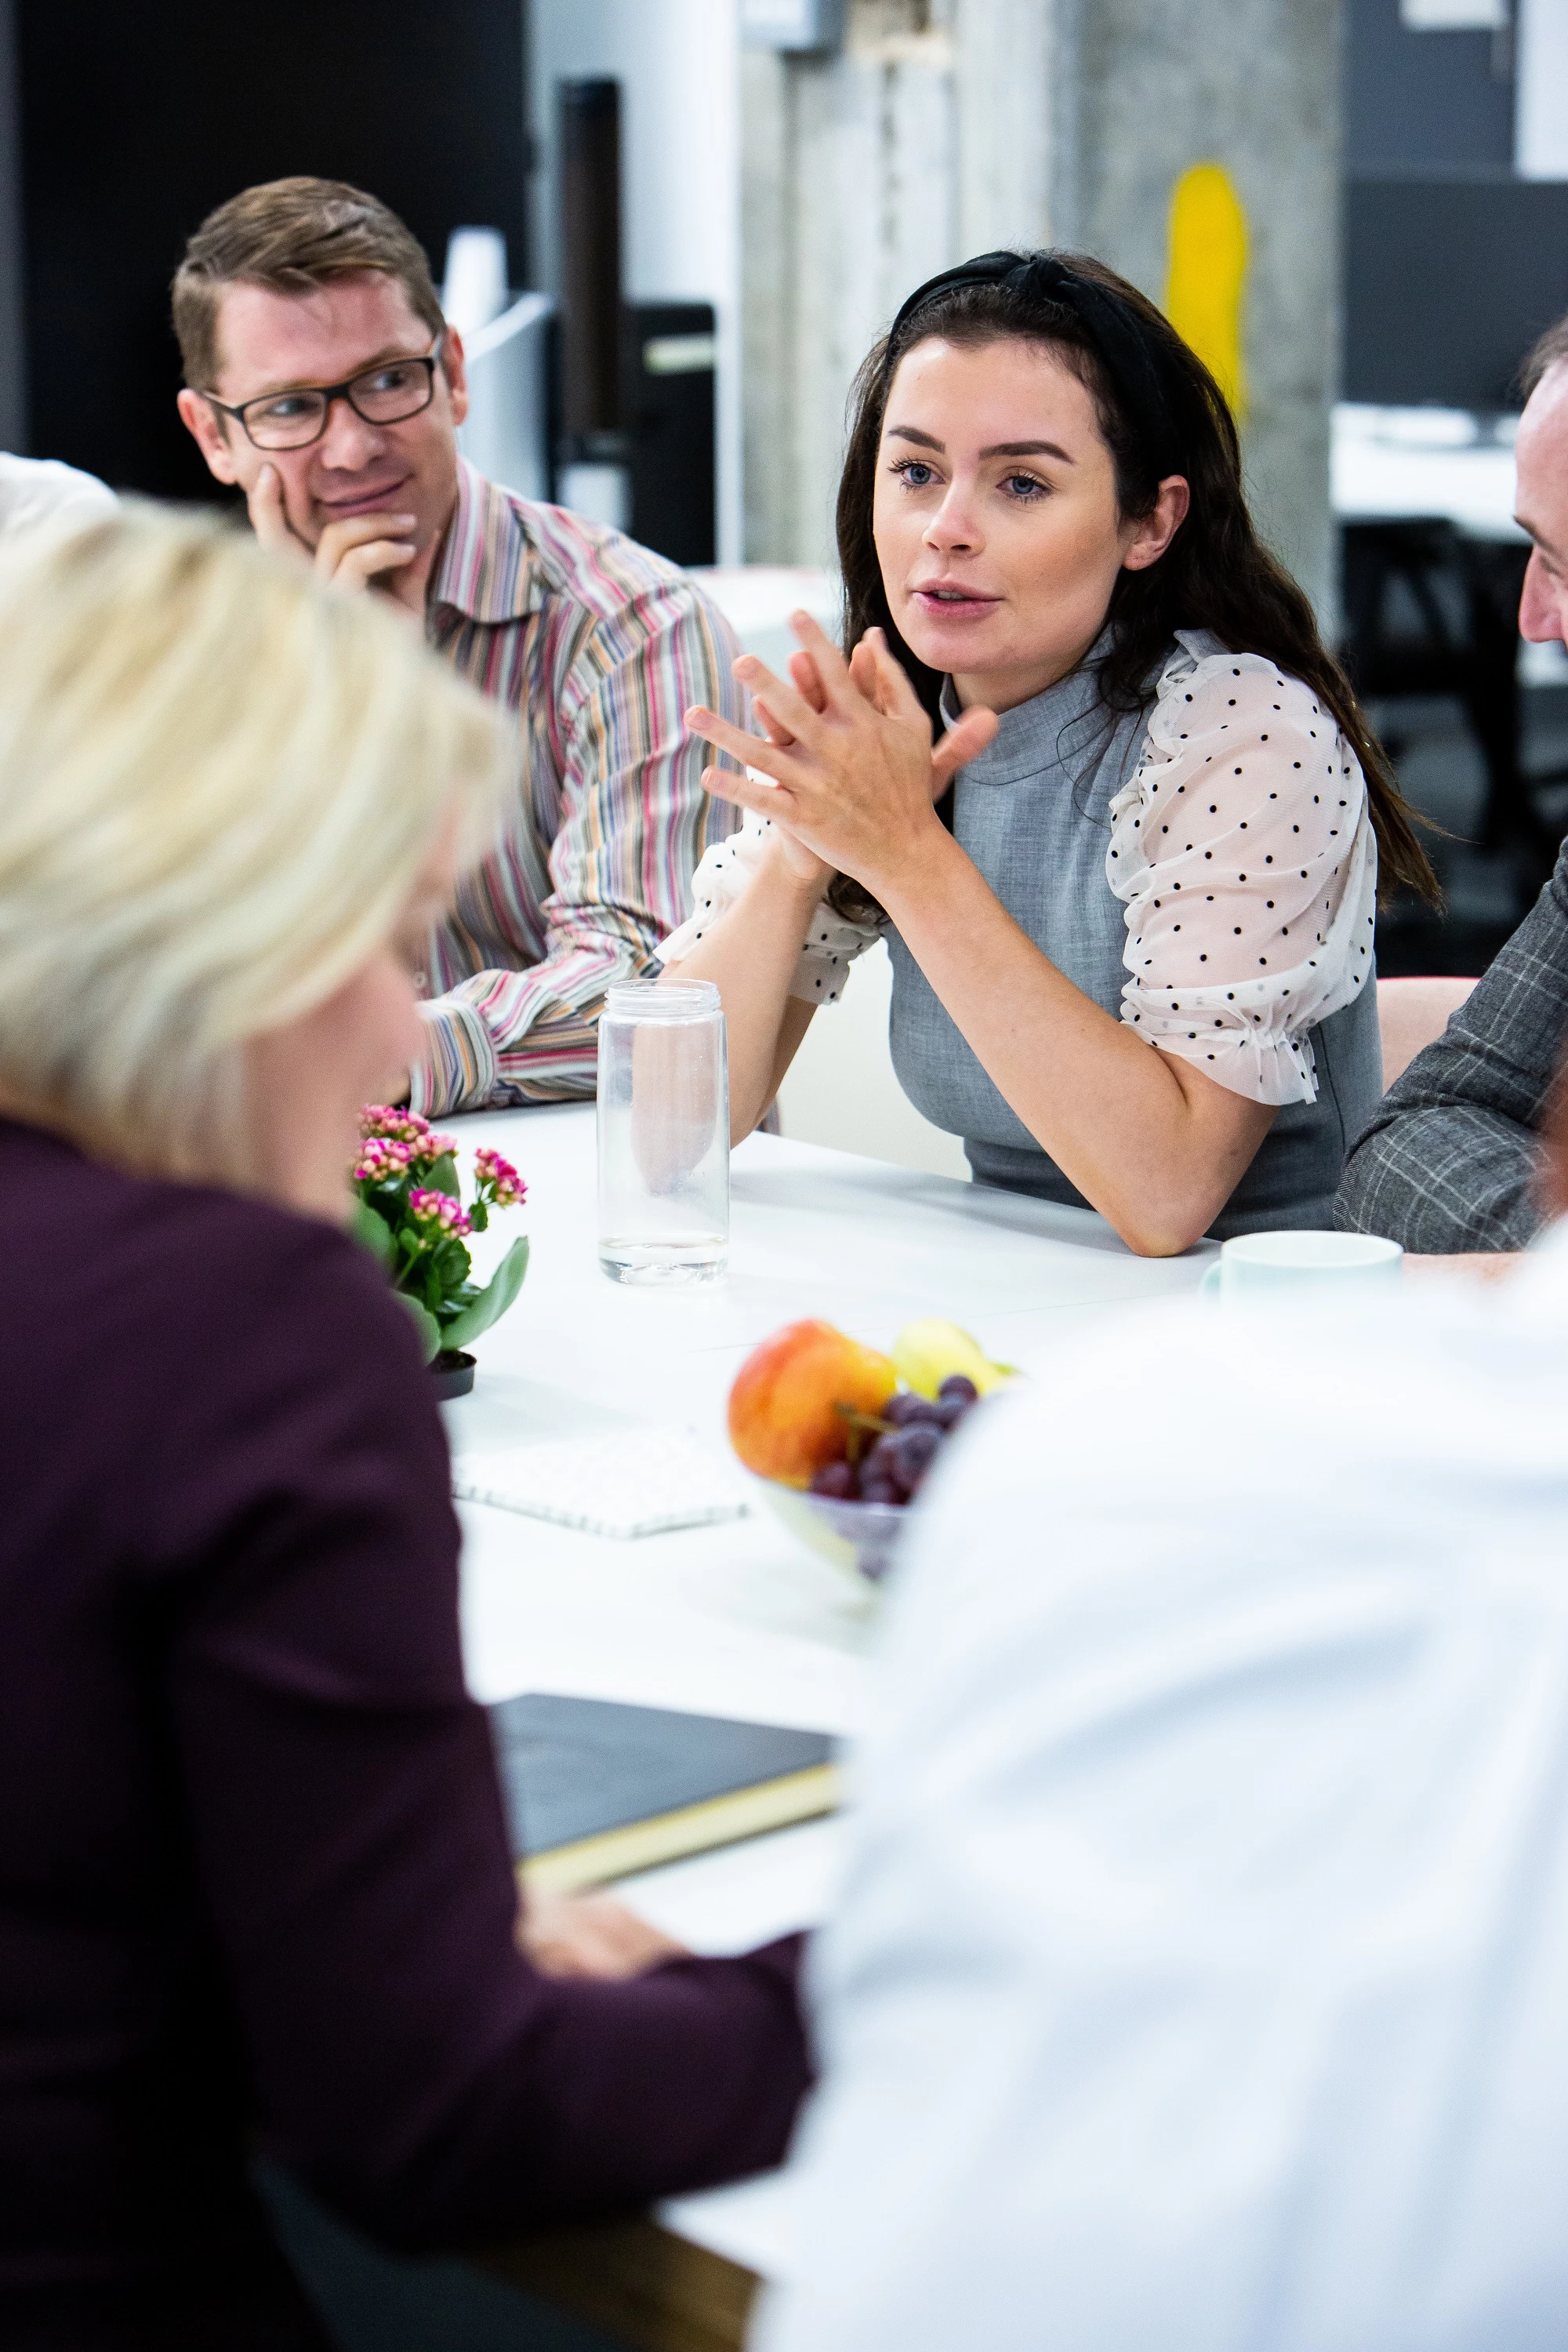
[1163,163,1250,422]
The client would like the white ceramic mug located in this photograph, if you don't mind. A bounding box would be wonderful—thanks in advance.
[1200,1229,1403,1301]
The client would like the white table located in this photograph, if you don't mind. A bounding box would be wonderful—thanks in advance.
[445,1103,1213,2337]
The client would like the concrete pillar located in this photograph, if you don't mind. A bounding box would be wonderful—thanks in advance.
[1056,0,1342,619]
[742,0,1052,569]
[740,0,1341,621]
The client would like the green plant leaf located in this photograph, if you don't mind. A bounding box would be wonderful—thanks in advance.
[441,1236,529,1350]
[426,1151,461,1200]
[350,1199,394,1266]
[398,1289,442,1363]
[432,1236,472,1292]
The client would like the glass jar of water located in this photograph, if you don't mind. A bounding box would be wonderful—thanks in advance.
[596,979,728,1283]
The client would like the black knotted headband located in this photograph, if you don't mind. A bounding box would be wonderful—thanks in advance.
[888,249,1186,481]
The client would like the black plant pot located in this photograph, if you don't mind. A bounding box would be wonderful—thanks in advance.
[430,1350,476,1401]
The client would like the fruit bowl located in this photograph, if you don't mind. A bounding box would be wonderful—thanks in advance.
[750,1476,908,1584]
[729,1316,1012,1588]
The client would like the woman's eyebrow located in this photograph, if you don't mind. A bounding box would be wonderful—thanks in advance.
[980,438,1074,463]
[885,424,1075,464]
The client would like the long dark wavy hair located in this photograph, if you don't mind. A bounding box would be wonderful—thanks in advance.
[831,249,1437,918]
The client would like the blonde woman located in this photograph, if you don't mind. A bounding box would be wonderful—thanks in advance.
[0,511,808,2349]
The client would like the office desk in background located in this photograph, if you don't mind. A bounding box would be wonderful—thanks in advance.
[1332,405,1568,888]
[1332,401,1524,544]
[1331,402,1568,691]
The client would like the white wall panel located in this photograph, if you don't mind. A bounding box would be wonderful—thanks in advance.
[1517,0,1568,180]
[528,0,744,559]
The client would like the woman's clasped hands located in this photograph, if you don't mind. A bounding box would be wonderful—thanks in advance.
[685,612,999,901]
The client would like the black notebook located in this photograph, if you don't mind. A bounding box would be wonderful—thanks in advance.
[488,1691,840,1893]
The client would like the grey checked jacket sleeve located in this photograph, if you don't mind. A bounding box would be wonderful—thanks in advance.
[1335,837,1568,1252]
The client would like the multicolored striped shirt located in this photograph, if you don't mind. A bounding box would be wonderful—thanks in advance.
[409,460,740,1116]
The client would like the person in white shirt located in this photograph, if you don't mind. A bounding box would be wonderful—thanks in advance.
[0,452,114,534]
[753,1116,1568,2352]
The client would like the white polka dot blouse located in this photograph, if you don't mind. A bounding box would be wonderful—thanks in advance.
[656,632,1378,1108]
[1106,635,1377,1106]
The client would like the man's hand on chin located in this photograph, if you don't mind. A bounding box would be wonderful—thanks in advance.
[246,463,419,601]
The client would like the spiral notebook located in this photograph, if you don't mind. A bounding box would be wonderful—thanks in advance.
[488,1691,840,1893]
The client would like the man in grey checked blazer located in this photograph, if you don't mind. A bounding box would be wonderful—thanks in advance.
[1338,313,1568,1254]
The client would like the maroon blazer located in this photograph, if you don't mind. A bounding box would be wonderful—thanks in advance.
[0,1119,808,2347]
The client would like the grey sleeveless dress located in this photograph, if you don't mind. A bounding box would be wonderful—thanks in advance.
[884,642,1382,1239]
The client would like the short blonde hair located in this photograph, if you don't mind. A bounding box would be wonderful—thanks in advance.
[0,503,505,1178]
[172,177,445,390]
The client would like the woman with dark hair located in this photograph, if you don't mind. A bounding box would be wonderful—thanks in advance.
[662,250,1435,1253]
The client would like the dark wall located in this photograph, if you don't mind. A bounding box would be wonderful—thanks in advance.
[1342,0,1568,410]
[16,2,528,496]
[1346,179,1568,409]
[0,0,24,450]
[1346,0,1514,176]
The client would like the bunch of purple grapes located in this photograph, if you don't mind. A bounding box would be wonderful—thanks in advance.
[809,1375,981,1507]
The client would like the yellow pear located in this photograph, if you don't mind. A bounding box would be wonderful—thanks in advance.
[892,1318,1013,1399]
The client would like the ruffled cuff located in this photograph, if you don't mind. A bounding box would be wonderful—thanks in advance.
[1122,983,1322,1106]
[786,904,882,1004]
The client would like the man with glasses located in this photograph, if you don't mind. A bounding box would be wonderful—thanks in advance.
[175,176,739,1115]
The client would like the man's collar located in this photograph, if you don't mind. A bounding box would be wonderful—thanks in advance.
[427,457,535,626]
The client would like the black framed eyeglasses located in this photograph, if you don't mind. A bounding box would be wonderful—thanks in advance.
[203,335,445,451]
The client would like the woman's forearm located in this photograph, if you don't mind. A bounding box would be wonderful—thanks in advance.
[876,825,1273,1254]
[662,843,826,1143]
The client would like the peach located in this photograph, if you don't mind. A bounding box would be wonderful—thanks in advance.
[728,1319,898,1489]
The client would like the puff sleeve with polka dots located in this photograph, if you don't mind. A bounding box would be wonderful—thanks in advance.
[657,807,885,1004]
[1105,633,1378,1105]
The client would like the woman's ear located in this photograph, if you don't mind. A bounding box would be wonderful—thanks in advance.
[1122,475,1191,574]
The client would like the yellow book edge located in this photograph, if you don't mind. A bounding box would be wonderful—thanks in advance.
[517,1761,842,1896]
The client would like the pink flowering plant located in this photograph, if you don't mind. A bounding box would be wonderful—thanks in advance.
[351,1109,529,1365]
